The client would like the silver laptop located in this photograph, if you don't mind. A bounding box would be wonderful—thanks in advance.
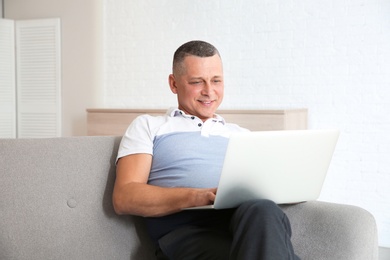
[185,129,339,210]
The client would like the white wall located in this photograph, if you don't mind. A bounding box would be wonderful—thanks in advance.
[5,0,103,136]
[104,0,390,247]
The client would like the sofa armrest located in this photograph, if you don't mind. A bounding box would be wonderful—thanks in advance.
[280,201,378,260]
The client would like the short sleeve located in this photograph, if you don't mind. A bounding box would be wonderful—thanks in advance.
[116,115,154,162]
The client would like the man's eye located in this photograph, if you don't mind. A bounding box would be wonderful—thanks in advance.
[190,81,201,85]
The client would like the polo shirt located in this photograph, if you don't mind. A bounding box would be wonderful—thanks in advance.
[117,107,249,189]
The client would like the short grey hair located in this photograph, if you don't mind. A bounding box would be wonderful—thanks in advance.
[172,40,220,75]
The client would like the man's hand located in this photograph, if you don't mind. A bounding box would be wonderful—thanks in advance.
[192,187,217,207]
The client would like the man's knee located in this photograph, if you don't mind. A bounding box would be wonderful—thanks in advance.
[239,199,281,216]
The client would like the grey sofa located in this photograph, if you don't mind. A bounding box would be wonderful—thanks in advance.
[0,136,378,259]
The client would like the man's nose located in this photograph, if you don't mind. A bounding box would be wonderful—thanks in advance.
[201,82,213,95]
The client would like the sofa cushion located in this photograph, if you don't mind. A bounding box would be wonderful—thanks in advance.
[0,137,155,260]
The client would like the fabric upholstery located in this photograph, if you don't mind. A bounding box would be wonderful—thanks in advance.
[0,136,378,259]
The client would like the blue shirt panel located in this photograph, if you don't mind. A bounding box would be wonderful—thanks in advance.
[149,131,229,188]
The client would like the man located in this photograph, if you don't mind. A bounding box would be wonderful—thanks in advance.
[113,40,299,259]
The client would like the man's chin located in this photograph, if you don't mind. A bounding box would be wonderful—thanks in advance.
[198,111,217,121]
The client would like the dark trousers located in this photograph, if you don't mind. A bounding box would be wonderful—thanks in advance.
[156,199,300,260]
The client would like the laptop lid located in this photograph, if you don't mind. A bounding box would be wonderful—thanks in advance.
[210,129,340,209]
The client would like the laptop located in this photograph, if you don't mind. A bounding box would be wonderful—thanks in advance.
[185,129,339,210]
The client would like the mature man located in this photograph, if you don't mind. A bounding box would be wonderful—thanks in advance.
[113,40,299,259]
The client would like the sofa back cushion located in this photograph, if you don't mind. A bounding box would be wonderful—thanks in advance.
[0,136,154,260]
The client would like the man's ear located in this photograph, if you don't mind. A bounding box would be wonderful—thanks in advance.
[168,74,178,94]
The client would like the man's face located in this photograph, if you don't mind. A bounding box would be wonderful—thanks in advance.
[169,54,224,121]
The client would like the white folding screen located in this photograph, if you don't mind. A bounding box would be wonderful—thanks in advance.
[0,19,16,138]
[0,18,61,138]
[15,18,61,138]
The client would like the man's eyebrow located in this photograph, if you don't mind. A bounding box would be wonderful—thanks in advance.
[188,77,203,80]
[188,75,223,80]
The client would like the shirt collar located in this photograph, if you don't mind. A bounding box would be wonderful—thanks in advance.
[167,107,226,124]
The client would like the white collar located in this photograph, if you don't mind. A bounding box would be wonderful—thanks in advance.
[167,107,226,124]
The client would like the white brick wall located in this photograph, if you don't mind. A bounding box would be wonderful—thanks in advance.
[104,0,390,247]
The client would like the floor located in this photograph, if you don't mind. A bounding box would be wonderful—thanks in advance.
[379,247,390,260]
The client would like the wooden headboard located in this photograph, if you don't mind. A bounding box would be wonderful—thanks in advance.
[86,108,308,136]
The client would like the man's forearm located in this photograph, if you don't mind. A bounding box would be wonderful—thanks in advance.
[113,182,216,217]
